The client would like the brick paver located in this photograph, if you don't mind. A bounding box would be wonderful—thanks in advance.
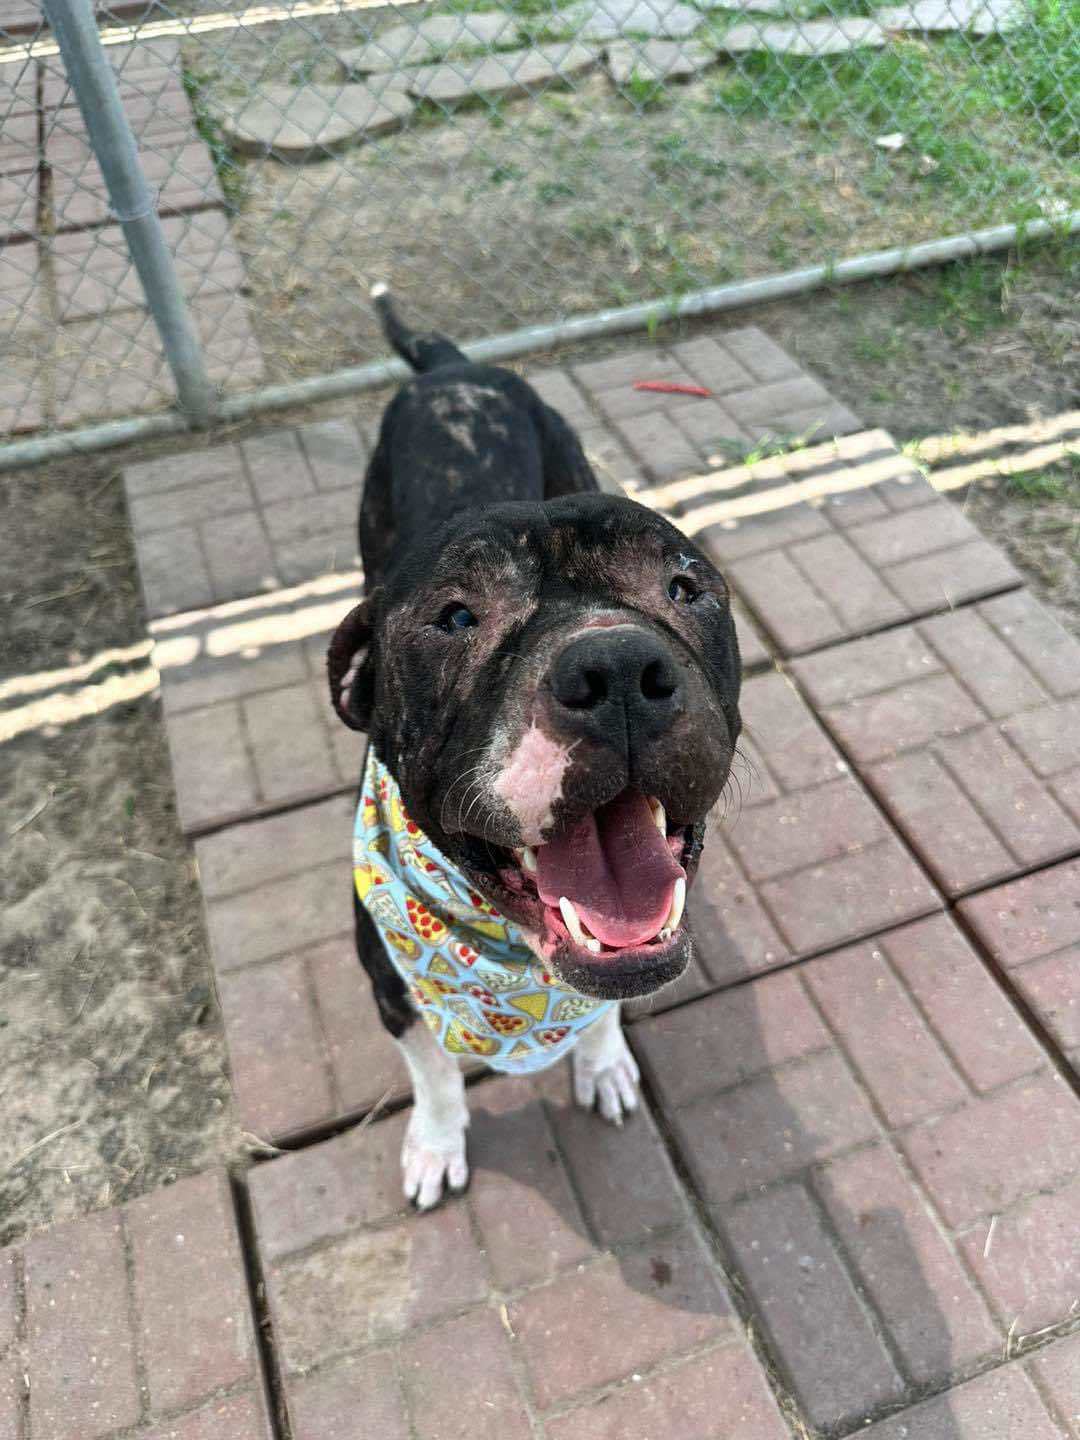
[3,0,151,34]
[0,1171,271,1440]
[645,427,1022,655]
[41,43,221,235]
[633,909,1080,1431]
[1030,1330,1080,1435]
[119,328,849,652]
[151,586,363,833]
[0,59,36,120]
[0,232,44,434]
[860,1353,1076,1438]
[0,34,263,435]
[248,1066,786,1436]
[123,344,833,639]
[571,330,860,477]
[50,139,224,233]
[675,667,940,999]
[50,212,247,324]
[54,294,263,426]
[0,112,38,179]
[194,794,407,1141]
[960,857,1080,1081]
[0,173,36,245]
[792,592,1080,897]
[126,422,371,617]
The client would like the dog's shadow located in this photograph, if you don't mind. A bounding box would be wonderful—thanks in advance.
[464,1063,729,1322]
[459,982,967,1434]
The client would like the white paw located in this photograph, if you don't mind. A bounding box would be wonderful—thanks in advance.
[573,1033,640,1126]
[401,1110,469,1210]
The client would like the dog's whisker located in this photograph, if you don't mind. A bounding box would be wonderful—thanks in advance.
[439,761,492,832]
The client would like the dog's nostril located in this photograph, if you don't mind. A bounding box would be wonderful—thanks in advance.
[560,666,608,710]
[551,630,682,722]
[640,659,677,702]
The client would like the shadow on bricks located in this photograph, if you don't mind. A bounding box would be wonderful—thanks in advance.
[626,910,1065,1435]
[248,1063,796,1435]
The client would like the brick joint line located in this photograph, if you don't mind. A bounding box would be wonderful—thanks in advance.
[780,659,1080,1088]
[228,1172,291,1440]
[793,960,1018,1397]
[950,904,1080,1111]
[634,983,1080,1440]
[630,1052,816,1439]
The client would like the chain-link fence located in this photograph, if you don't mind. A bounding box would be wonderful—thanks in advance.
[0,0,1076,454]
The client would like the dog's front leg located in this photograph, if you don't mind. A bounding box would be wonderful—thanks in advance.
[571,1003,640,1126]
[396,1020,470,1209]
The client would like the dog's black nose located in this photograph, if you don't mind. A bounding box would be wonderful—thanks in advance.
[549,627,683,749]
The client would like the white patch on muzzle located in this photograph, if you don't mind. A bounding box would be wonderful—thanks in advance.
[492,723,575,845]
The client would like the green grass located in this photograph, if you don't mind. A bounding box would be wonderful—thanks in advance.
[700,2,1078,213]
[181,68,248,211]
[984,0,1080,152]
[896,235,1079,335]
[1005,451,1080,503]
[649,133,729,180]
[619,70,671,111]
[902,256,1017,334]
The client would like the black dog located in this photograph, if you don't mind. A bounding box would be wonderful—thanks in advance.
[328,288,741,1208]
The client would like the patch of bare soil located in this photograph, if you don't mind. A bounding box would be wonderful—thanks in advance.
[0,718,242,1247]
[959,477,1079,626]
[0,460,245,1247]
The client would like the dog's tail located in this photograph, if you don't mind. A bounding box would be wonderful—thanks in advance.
[371,283,467,373]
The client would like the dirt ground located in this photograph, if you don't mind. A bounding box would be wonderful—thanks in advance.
[1,245,1076,1247]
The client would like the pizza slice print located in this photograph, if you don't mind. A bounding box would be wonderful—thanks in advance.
[405,895,448,945]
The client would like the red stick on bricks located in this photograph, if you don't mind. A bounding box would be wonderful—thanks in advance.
[632,381,712,397]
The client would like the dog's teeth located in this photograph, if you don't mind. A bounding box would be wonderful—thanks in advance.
[586,937,602,954]
[559,896,587,947]
[521,846,538,874]
[649,798,667,834]
[658,927,672,942]
[666,876,687,933]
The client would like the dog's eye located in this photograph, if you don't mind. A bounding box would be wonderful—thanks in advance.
[667,576,699,604]
[437,603,478,633]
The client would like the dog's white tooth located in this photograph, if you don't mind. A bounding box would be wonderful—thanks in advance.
[649,798,666,834]
[521,846,538,874]
[659,927,671,942]
[586,938,602,954]
[559,897,587,947]
[666,876,687,933]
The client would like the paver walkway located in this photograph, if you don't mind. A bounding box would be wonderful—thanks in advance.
[6,327,1079,1439]
[0,38,261,432]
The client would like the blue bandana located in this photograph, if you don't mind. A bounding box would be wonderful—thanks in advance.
[353,747,614,1074]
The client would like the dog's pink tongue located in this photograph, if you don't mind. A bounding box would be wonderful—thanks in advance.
[536,790,683,948]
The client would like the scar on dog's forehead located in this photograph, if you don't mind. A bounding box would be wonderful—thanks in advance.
[428,529,538,594]
[547,522,671,581]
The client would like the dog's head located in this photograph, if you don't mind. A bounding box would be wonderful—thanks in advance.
[329,493,741,1000]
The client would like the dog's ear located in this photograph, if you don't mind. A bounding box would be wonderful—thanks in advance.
[327,593,379,732]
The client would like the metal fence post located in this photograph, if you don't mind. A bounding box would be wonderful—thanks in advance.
[42,0,216,427]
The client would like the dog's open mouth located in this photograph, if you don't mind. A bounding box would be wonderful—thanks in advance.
[500,788,689,962]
